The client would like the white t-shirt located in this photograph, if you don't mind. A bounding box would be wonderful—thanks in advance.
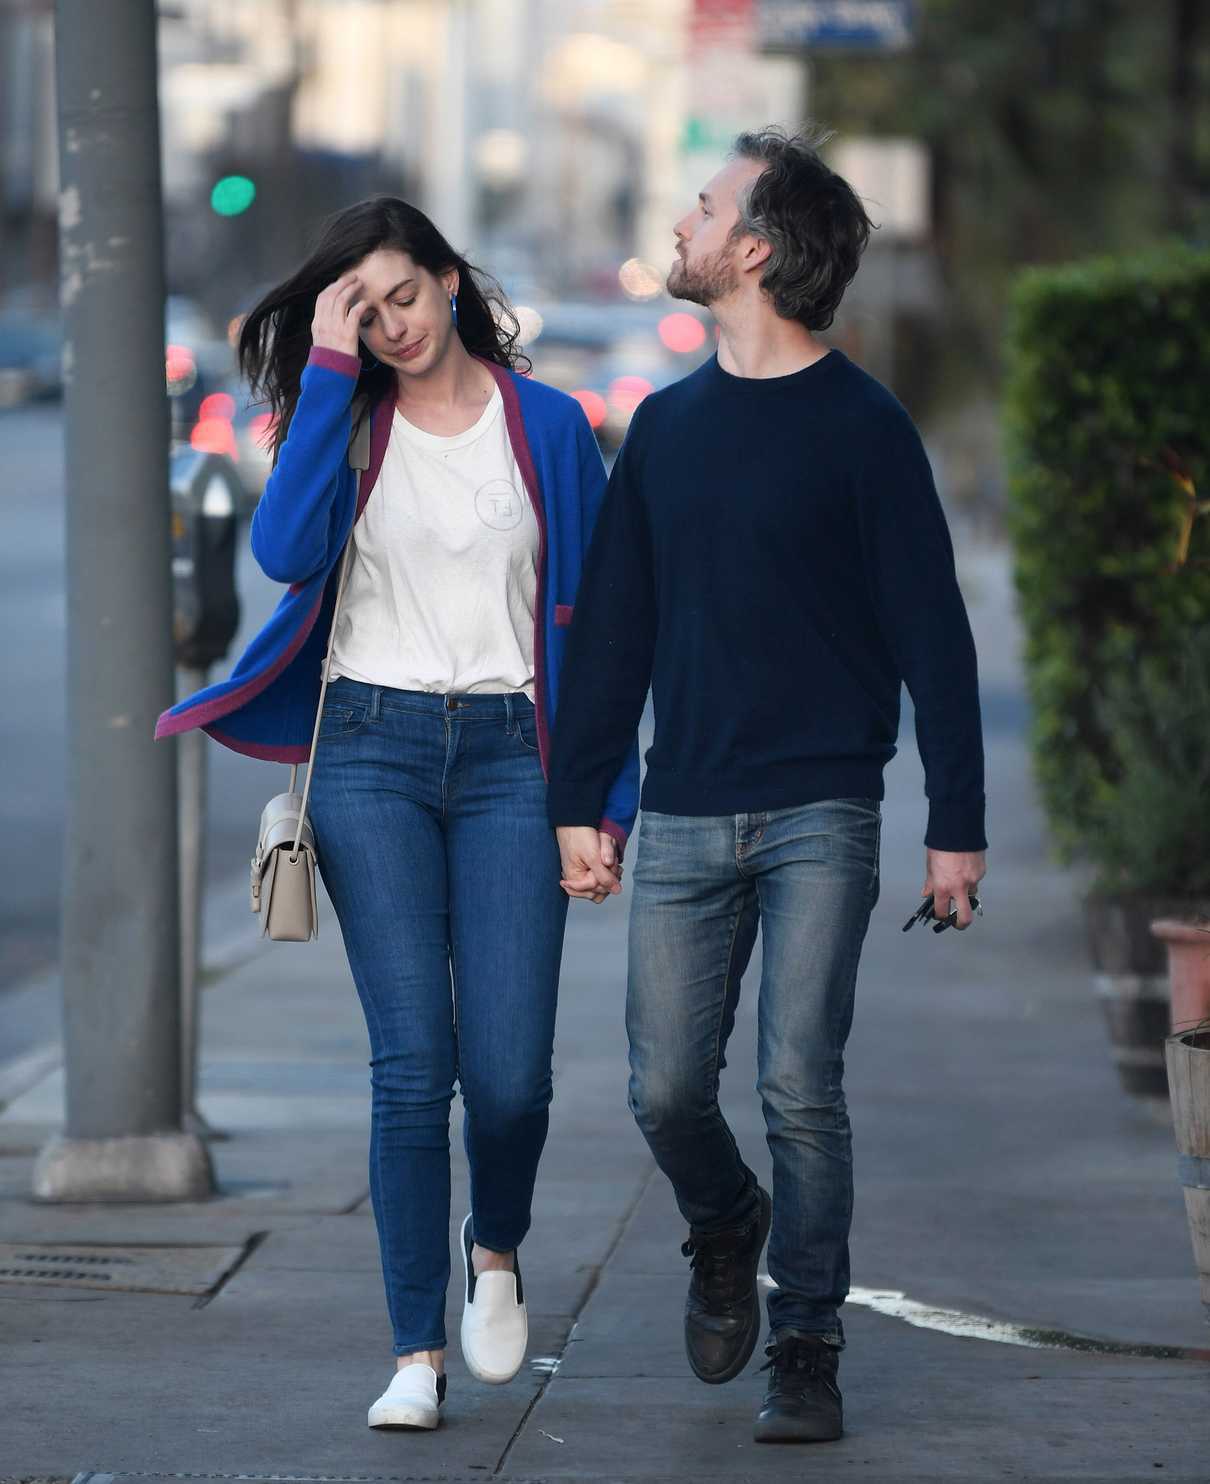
[328,385,539,699]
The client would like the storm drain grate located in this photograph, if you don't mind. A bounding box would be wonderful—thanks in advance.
[0,1242,245,1295]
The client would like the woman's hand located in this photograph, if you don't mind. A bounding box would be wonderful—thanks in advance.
[556,826,623,905]
[311,271,368,357]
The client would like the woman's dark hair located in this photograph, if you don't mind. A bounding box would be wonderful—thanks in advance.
[731,127,873,331]
[239,195,529,455]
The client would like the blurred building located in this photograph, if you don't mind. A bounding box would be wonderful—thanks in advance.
[2,0,818,315]
[1,0,57,305]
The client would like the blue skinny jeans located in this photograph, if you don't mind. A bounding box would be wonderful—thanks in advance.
[309,681,568,1354]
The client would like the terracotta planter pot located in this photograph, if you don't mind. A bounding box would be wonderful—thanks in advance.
[1164,1029,1210,1321]
[1084,895,1205,1103]
[1151,919,1210,1035]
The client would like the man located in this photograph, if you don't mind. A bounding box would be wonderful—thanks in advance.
[547,128,986,1444]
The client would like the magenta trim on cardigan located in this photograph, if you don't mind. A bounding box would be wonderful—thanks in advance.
[356,392,396,520]
[481,358,551,778]
[308,346,362,378]
[154,591,324,740]
[600,816,628,853]
[599,825,629,860]
[203,728,311,765]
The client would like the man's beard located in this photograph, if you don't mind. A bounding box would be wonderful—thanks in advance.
[667,242,738,306]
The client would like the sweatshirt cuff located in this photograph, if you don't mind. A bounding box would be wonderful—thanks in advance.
[547,783,605,832]
[924,797,987,853]
[306,346,363,379]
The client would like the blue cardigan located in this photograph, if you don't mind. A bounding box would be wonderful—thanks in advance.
[156,346,640,846]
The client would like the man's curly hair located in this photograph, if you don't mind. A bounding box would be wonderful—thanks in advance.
[731,127,874,331]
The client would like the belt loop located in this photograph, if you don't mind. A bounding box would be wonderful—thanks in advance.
[368,686,381,722]
[504,692,515,733]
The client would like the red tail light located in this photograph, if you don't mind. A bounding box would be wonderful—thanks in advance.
[198,392,236,422]
[190,417,238,459]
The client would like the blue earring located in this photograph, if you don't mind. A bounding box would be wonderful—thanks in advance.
[449,291,459,326]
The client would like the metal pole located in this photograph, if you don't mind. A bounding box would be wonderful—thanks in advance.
[35,0,213,1201]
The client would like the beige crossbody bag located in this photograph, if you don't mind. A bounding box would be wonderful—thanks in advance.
[249,397,371,942]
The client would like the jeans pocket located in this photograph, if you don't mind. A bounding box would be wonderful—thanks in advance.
[511,700,540,753]
[819,799,881,882]
[319,700,369,739]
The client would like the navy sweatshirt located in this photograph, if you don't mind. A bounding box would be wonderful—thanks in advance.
[546,349,986,852]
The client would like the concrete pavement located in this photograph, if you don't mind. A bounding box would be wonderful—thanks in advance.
[1,544,1208,1482]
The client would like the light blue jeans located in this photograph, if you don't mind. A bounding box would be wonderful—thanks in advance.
[626,800,881,1345]
[308,681,568,1354]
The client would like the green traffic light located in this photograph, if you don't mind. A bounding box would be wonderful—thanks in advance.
[210,176,257,217]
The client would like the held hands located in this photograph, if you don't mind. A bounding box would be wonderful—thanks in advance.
[556,826,623,905]
[311,271,368,357]
[922,849,986,931]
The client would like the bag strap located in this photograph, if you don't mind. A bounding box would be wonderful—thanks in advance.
[288,395,372,860]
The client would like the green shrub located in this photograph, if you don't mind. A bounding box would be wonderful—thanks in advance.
[1004,245,1210,869]
[1091,628,1210,894]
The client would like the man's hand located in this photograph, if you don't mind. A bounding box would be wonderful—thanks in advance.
[556,826,623,905]
[923,849,986,930]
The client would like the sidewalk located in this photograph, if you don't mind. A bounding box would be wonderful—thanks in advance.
[2,546,1208,1483]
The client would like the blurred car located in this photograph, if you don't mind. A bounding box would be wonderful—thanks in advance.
[523,299,713,450]
[165,295,236,445]
[166,295,234,384]
[179,376,274,515]
[0,306,63,406]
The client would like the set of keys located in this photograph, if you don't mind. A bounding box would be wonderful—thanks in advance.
[902,893,983,935]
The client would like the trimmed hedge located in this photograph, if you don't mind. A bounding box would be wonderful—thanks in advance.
[1004,245,1210,884]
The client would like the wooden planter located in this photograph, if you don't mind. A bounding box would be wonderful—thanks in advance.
[1085,895,1202,1103]
[1151,919,1210,1034]
[1164,1029,1210,1321]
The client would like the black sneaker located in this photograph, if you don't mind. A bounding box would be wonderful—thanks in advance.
[753,1330,843,1443]
[681,1185,772,1384]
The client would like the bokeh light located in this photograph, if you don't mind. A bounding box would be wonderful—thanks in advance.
[475,128,527,189]
[165,344,197,394]
[513,305,545,345]
[210,175,257,217]
[571,389,607,429]
[198,392,235,422]
[608,374,654,415]
[658,312,707,353]
[618,258,664,301]
[190,417,237,458]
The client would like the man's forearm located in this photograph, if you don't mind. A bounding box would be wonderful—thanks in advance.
[547,648,650,827]
[548,441,655,828]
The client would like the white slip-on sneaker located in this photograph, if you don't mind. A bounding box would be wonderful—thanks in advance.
[367,1362,446,1430]
[459,1213,528,1384]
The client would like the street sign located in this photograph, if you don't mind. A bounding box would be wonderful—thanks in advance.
[757,0,915,53]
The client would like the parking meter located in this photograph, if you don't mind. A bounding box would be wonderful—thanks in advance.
[169,447,242,1138]
[170,448,241,669]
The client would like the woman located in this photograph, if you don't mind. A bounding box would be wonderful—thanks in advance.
[156,197,638,1431]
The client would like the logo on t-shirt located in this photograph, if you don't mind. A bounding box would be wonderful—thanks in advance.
[475,479,525,531]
